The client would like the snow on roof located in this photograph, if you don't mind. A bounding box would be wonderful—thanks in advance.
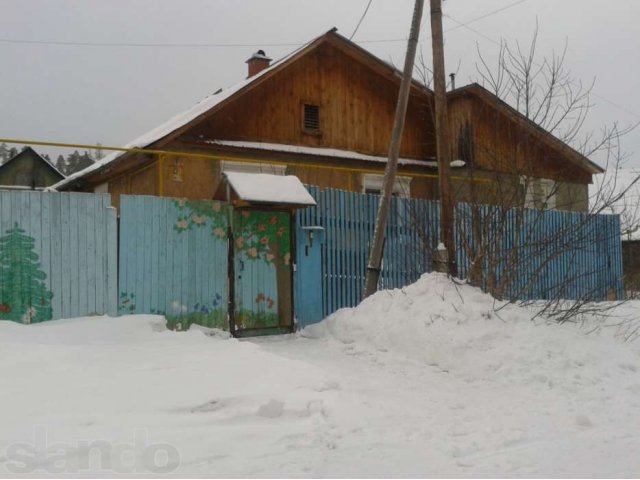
[50,35,319,191]
[224,171,316,206]
[592,168,640,240]
[208,140,441,167]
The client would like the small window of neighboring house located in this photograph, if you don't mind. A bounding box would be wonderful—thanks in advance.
[94,182,109,194]
[302,104,320,134]
[521,176,556,210]
[362,174,411,199]
[221,161,286,176]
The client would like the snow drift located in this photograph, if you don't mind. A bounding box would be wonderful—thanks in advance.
[1,274,639,477]
[304,272,640,387]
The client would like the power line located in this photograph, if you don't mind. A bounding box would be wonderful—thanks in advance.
[0,38,304,48]
[350,0,374,40]
[0,1,526,50]
[444,0,529,33]
[0,35,415,49]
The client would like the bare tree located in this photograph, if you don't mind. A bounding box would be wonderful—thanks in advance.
[401,25,640,324]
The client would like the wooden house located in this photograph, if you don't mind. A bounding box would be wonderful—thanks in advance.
[52,29,602,212]
[0,147,64,190]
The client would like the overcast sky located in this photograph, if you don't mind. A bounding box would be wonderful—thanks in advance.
[1,0,639,169]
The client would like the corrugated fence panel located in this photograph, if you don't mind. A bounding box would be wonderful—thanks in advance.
[296,188,624,321]
[0,191,116,323]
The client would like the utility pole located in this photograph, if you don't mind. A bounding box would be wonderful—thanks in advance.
[363,0,425,299]
[430,0,457,276]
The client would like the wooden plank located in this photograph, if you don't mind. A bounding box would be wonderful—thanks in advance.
[118,195,131,314]
[86,194,97,314]
[77,194,89,316]
[40,193,52,316]
[165,198,176,315]
[180,200,190,318]
[49,193,63,319]
[142,196,154,313]
[156,197,168,315]
[106,205,118,317]
[27,192,43,321]
[68,193,80,318]
[150,196,160,312]
[94,195,106,314]
[133,197,145,312]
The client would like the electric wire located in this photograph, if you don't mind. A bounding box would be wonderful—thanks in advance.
[350,0,374,40]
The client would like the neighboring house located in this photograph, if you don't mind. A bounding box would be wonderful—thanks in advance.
[52,29,602,212]
[0,147,65,190]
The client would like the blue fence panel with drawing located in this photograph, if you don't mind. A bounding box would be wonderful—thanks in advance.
[118,195,230,330]
[0,191,117,323]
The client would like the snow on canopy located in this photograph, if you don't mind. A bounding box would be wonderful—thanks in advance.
[224,171,316,206]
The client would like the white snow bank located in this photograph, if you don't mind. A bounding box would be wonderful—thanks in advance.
[1,285,640,477]
[0,315,340,477]
[304,272,640,386]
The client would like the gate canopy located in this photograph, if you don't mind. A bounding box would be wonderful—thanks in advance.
[221,172,316,208]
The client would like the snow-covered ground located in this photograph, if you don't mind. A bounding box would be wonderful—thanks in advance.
[1,273,640,477]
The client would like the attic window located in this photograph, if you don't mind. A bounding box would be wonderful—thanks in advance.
[303,104,320,133]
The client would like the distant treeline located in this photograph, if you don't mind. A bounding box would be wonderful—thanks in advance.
[0,143,104,176]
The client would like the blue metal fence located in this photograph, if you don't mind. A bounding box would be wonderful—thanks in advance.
[296,187,623,319]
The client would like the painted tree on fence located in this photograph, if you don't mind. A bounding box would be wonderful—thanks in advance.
[233,209,292,328]
[173,199,292,329]
[0,223,53,323]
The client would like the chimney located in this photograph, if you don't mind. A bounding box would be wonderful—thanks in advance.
[449,73,456,91]
[246,50,272,78]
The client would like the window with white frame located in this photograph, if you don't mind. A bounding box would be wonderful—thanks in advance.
[221,161,286,175]
[362,173,411,198]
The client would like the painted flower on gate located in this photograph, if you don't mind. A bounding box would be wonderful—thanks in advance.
[266,253,275,263]
[276,226,286,238]
[192,216,206,225]
[269,216,278,225]
[247,247,258,258]
[235,237,245,248]
[213,227,226,238]
[260,236,269,245]
[212,202,222,212]
[284,253,291,266]
[175,219,189,230]
[257,224,267,232]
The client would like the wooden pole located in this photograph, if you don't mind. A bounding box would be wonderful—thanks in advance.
[363,0,425,299]
[430,0,457,276]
